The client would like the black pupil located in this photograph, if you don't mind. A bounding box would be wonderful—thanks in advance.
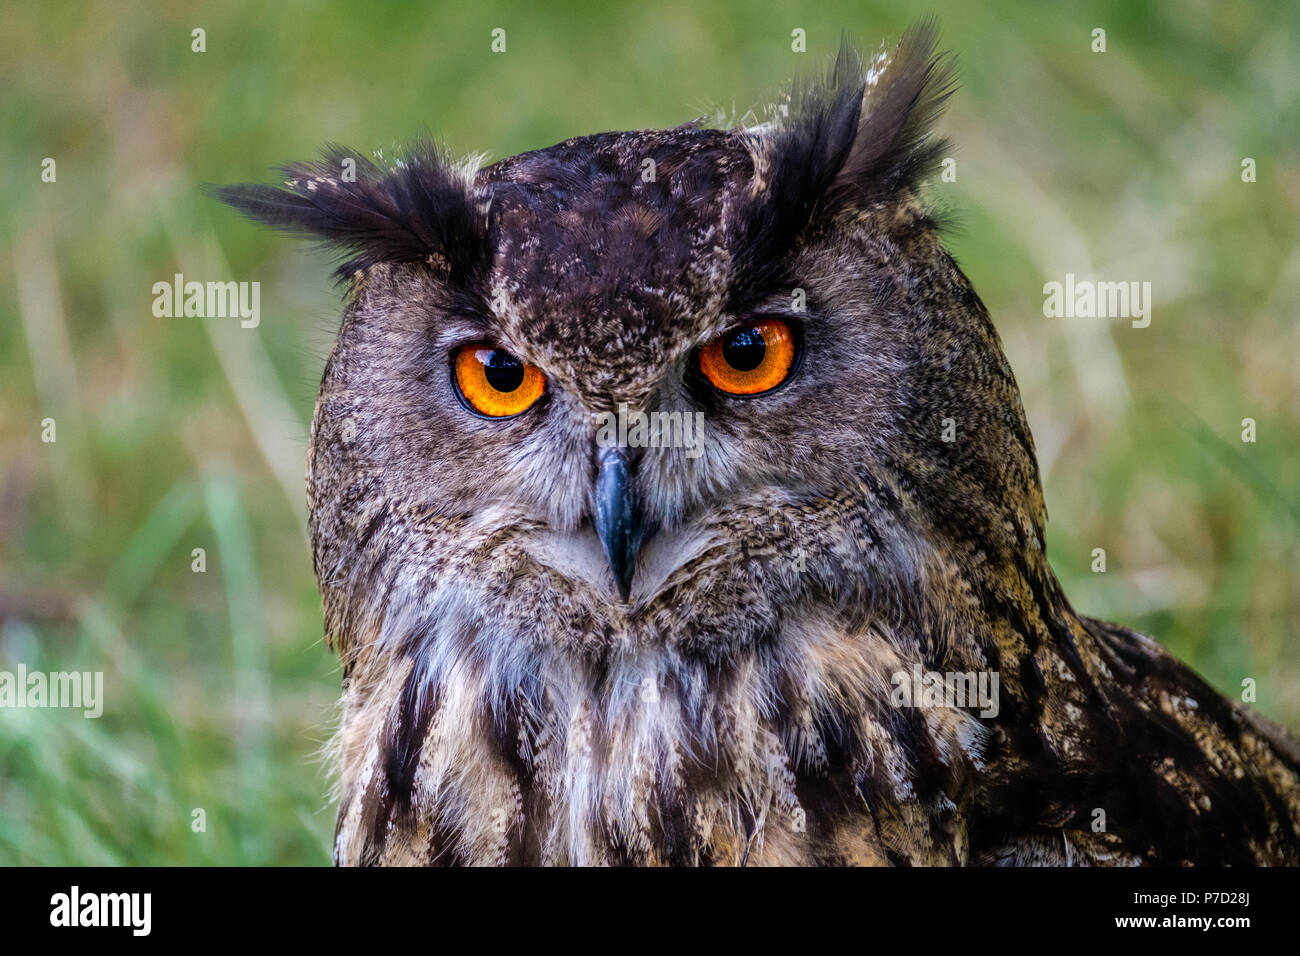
[483,350,525,392]
[722,327,766,372]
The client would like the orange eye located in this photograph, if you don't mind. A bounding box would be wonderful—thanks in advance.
[698,318,798,395]
[452,344,546,417]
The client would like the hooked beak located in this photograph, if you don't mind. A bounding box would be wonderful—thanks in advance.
[593,446,643,602]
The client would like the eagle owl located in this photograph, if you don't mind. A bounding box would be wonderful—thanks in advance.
[216,23,1300,865]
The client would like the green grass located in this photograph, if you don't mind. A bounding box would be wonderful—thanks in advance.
[1,0,1297,864]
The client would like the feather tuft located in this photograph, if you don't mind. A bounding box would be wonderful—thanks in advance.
[207,141,491,283]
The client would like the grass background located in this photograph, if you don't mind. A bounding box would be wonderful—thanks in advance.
[1,0,1297,864]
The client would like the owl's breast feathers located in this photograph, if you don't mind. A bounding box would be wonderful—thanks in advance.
[321,480,1300,865]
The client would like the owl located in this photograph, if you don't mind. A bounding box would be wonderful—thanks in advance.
[215,22,1300,865]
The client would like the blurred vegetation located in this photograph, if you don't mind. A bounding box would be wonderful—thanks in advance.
[1,0,1297,864]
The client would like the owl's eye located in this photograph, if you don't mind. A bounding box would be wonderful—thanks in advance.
[452,344,546,417]
[697,318,798,395]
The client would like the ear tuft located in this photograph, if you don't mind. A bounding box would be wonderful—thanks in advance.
[825,18,956,210]
[754,18,956,233]
[207,141,490,283]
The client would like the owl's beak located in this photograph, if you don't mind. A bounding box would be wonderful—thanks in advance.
[594,446,643,602]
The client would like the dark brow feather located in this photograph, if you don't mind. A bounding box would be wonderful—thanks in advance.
[207,141,491,284]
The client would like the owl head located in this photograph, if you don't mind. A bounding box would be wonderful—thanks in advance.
[214,20,1041,656]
